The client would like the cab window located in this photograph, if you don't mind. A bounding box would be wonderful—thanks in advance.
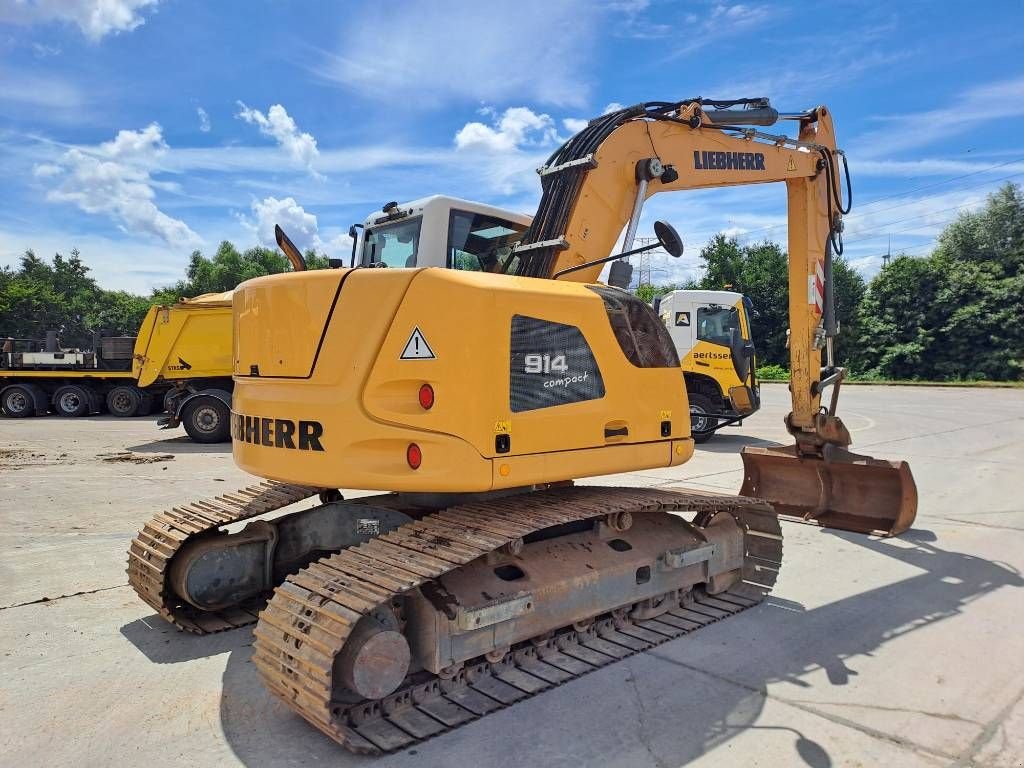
[697,305,741,347]
[362,217,421,268]
[447,210,526,272]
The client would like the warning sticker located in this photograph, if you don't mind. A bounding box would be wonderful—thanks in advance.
[674,311,690,327]
[400,327,436,360]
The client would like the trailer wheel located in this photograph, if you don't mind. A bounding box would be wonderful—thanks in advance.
[688,393,718,444]
[53,385,91,417]
[106,385,143,417]
[1,385,35,418]
[182,396,231,443]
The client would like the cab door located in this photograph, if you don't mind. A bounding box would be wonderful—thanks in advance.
[693,303,742,385]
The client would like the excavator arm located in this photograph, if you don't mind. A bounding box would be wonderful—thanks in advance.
[513,99,916,535]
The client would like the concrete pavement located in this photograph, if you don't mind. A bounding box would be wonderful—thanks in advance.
[1,384,1022,767]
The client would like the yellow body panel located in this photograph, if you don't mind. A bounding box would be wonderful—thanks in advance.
[132,301,233,387]
[232,268,692,492]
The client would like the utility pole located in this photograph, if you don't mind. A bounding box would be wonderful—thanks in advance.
[633,236,658,290]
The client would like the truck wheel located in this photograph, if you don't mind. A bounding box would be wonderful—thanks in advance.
[106,385,143,417]
[183,396,231,443]
[2,386,35,418]
[688,393,718,444]
[53,385,91,417]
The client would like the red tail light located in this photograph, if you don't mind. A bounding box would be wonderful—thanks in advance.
[406,443,422,470]
[418,383,434,410]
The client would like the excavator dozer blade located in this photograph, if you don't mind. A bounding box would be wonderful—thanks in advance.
[739,445,917,536]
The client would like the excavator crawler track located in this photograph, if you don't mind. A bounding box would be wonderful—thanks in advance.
[126,480,320,633]
[252,486,782,753]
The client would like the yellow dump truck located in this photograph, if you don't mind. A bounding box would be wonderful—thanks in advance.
[1,292,233,441]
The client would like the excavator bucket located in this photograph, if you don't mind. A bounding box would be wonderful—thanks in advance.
[740,445,917,536]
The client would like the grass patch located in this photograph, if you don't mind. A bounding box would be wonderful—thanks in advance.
[755,367,1024,388]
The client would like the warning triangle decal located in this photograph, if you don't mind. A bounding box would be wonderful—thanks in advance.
[400,327,436,360]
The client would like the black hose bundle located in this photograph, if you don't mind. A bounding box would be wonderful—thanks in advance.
[512,101,686,278]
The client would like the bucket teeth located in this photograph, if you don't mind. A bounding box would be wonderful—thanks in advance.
[739,444,918,537]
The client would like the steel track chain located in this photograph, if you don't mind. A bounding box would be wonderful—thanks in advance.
[126,480,320,633]
[252,486,782,753]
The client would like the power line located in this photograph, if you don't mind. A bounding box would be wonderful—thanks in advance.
[844,219,958,247]
[841,202,984,243]
[844,171,1024,221]
[675,166,1024,245]
[852,156,1024,211]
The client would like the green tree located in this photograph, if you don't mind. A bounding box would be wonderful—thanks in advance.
[634,282,692,305]
[856,183,1024,381]
[152,241,332,301]
[854,255,942,379]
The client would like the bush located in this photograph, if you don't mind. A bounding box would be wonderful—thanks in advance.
[756,363,789,381]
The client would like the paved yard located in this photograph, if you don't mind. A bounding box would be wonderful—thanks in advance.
[1,384,1022,767]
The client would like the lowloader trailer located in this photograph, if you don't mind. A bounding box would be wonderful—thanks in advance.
[1,293,233,439]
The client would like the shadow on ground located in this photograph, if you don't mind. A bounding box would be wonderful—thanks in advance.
[119,527,1022,768]
[127,436,231,454]
[695,434,784,453]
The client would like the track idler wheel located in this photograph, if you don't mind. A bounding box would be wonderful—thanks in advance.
[336,612,410,701]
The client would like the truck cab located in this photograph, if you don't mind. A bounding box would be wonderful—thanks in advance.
[657,289,760,442]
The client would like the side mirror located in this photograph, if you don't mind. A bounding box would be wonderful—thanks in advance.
[653,220,684,258]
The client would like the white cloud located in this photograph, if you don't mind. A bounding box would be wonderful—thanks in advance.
[0,71,84,109]
[455,107,557,153]
[0,0,159,41]
[666,3,775,58]
[855,158,1024,177]
[35,123,202,248]
[32,163,63,178]
[563,117,589,134]
[0,225,187,294]
[196,106,211,133]
[323,231,354,260]
[247,196,318,251]
[851,76,1024,158]
[242,196,352,260]
[561,103,629,135]
[31,42,62,57]
[235,102,321,177]
[316,0,596,107]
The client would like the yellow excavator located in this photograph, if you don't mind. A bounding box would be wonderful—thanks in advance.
[128,97,917,753]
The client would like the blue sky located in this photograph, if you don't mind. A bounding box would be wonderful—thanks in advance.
[2,0,1023,293]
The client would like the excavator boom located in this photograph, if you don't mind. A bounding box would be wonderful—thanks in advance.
[512,99,916,535]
